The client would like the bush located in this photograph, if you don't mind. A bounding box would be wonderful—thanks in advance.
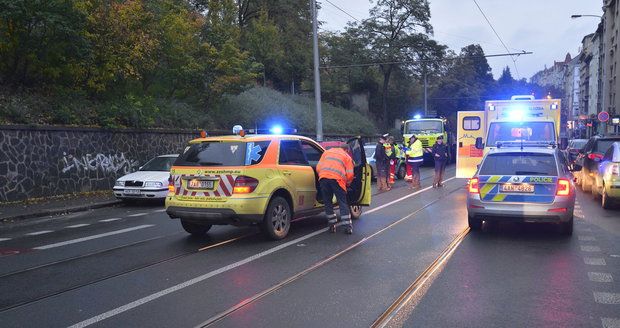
[215,87,376,135]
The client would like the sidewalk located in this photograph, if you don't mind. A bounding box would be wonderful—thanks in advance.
[0,192,121,223]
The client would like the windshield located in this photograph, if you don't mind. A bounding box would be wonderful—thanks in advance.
[569,140,587,150]
[364,146,375,159]
[140,156,177,171]
[405,120,443,134]
[479,153,558,176]
[174,141,270,167]
[486,122,556,146]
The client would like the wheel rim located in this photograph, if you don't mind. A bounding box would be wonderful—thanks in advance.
[271,204,289,235]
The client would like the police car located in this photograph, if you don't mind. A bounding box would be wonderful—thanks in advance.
[467,143,579,235]
[165,127,372,240]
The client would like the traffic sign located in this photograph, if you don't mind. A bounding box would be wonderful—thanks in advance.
[598,111,610,122]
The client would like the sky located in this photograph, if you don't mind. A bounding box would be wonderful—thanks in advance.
[318,0,604,80]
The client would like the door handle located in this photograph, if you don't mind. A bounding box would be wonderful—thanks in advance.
[283,170,292,176]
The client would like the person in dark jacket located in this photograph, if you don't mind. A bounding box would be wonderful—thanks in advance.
[431,135,449,188]
[375,134,390,191]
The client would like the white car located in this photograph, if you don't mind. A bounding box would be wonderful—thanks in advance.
[113,154,178,201]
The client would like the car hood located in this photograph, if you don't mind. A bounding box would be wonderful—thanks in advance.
[117,171,170,182]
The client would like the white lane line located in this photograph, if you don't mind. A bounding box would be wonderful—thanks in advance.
[128,213,148,217]
[584,257,607,266]
[581,245,602,252]
[153,209,166,213]
[0,238,12,242]
[33,225,154,250]
[578,236,596,241]
[26,230,53,236]
[99,218,122,222]
[574,204,581,208]
[65,224,91,229]
[588,272,614,283]
[67,177,458,328]
[593,292,620,304]
[602,318,620,328]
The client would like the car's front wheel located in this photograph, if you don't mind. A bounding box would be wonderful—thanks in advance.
[350,205,362,220]
[468,215,482,231]
[181,220,212,236]
[261,196,291,240]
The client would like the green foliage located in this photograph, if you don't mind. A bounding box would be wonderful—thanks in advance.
[214,87,376,135]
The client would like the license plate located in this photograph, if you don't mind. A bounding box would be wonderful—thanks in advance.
[188,179,215,189]
[501,184,534,193]
[124,189,140,195]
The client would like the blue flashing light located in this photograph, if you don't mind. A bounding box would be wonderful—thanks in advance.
[508,109,525,121]
[270,125,284,134]
[413,114,422,120]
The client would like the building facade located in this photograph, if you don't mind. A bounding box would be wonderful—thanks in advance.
[530,53,571,90]
[604,0,620,132]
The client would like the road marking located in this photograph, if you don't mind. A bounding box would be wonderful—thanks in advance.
[578,236,596,241]
[0,238,11,242]
[128,213,148,217]
[153,209,166,213]
[99,218,122,222]
[588,272,613,283]
[602,318,620,328]
[593,292,620,304]
[33,225,154,250]
[66,224,90,229]
[584,257,607,266]
[575,214,585,219]
[25,230,53,236]
[581,245,602,252]
[575,204,581,208]
[68,176,458,328]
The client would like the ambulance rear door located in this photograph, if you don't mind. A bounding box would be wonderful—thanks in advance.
[456,111,486,178]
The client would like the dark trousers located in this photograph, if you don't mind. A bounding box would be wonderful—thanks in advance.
[433,160,446,186]
[319,178,351,226]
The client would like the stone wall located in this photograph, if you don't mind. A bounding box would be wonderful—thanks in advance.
[0,125,199,202]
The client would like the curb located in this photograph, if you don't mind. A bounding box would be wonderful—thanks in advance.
[0,200,122,223]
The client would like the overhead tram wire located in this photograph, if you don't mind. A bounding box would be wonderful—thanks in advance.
[324,0,361,23]
[471,0,522,79]
[319,51,532,69]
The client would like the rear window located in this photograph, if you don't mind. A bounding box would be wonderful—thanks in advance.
[174,141,270,167]
[479,153,558,176]
[594,139,620,153]
[570,140,587,149]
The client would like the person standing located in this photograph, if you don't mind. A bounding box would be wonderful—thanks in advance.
[405,135,424,189]
[386,136,397,187]
[375,134,390,191]
[431,135,449,188]
[317,144,355,234]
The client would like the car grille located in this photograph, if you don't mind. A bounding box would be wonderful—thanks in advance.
[125,180,143,187]
[421,140,430,147]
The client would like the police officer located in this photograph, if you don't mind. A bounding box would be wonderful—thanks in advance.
[375,134,390,191]
[431,135,449,188]
[317,144,355,234]
[406,135,424,189]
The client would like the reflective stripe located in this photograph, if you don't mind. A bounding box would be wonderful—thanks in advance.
[328,219,338,224]
[346,170,354,173]
[325,156,345,166]
[321,167,346,178]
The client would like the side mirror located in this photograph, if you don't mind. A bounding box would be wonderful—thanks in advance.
[569,164,582,172]
[475,137,484,150]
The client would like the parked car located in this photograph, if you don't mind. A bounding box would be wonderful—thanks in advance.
[565,138,588,164]
[592,141,620,209]
[576,135,620,192]
[364,144,406,180]
[467,145,578,235]
[113,154,178,201]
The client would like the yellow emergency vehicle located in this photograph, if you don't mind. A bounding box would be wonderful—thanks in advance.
[456,95,561,178]
[402,116,455,162]
[165,128,372,240]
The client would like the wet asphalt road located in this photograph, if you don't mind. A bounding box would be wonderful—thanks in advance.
[0,164,618,328]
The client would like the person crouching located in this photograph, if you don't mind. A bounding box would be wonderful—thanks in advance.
[317,144,355,234]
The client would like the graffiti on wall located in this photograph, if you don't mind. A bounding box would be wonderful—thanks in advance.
[60,152,140,174]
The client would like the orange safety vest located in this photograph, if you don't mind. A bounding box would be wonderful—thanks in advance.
[317,148,355,191]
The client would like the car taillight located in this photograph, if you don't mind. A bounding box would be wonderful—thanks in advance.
[233,176,259,194]
[587,153,603,160]
[468,178,480,194]
[556,178,570,196]
[168,175,175,193]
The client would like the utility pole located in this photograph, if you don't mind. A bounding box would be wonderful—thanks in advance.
[311,0,323,141]
[423,70,428,117]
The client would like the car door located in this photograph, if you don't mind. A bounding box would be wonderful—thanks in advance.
[456,111,486,178]
[346,137,371,206]
[277,139,316,212]
[597,146,615,188]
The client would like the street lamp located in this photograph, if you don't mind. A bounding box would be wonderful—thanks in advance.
[571,13,606,134]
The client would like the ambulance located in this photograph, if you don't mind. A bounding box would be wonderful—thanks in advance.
[456,95,561,178]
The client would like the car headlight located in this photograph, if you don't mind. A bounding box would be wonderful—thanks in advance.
[144,181,163,188]
[115,180,125,187]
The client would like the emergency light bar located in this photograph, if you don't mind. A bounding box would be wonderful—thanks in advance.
[495,141,557,149]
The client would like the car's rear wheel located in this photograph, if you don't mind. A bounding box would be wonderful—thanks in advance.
[560,216,573,236]
[397,164,406,180]
[261,196,291,240]
[181,220,212,236]
[468,215,482,231]
[350,205,362,220]
[602,185,612,209]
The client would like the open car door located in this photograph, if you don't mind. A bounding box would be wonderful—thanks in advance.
[346,137,372,206]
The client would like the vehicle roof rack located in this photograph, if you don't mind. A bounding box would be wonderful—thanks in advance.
[495,141,557,149]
